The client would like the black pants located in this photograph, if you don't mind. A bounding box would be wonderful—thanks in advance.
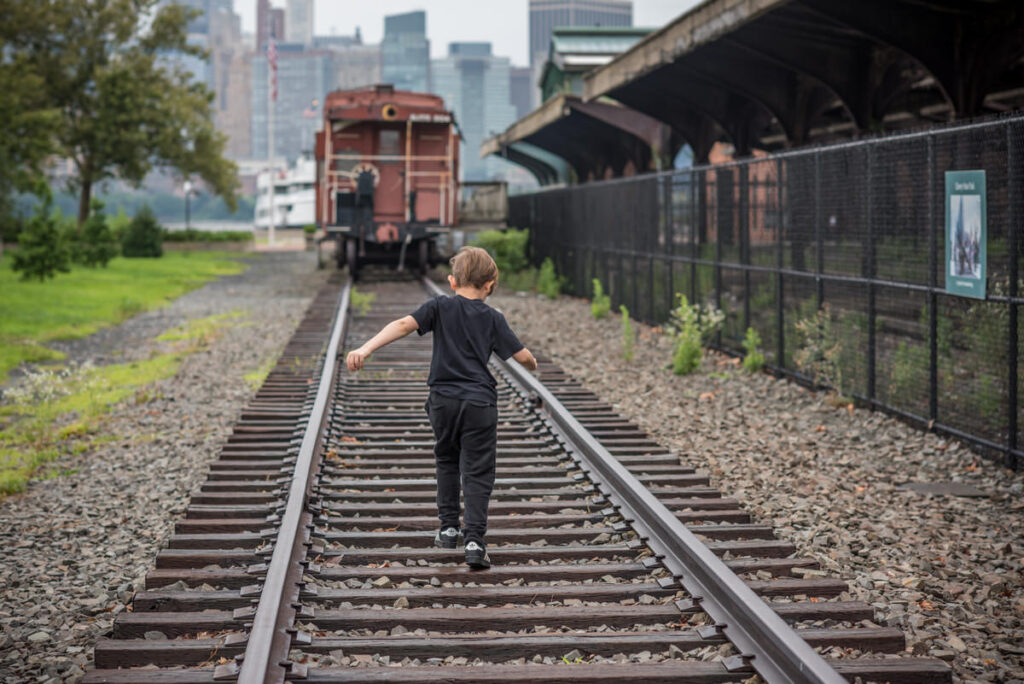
[425,392,498,546]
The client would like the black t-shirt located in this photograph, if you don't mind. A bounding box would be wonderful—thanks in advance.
[410,294,524,404]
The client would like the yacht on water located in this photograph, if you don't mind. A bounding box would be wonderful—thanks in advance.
[254,156,316,230]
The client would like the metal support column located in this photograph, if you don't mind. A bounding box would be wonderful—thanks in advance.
[1008,123,1020,469]
[927,135,939,425]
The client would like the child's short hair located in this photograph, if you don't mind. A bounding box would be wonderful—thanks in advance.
[450,246,498,289]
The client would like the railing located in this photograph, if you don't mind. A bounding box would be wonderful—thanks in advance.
[510,115,1023,469]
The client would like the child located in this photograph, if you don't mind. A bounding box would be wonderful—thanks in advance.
[345,247,537,568]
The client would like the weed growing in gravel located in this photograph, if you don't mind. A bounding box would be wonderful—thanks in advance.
[793,303,845,393]
[741,327,765,373]
[537,258,565,299]
[0,354,183,494]
[244,356,277,390]
[157,310,247,347]
[620,305,635,361]
[349,288,376,316]
[590,279,611,319]
[668,294,723,375]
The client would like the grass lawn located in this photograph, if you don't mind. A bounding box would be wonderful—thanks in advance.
[0,252,248,382]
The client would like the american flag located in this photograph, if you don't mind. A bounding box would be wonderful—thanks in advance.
[267,35,278,101]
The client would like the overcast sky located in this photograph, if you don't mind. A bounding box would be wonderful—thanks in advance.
[236,0,703,65]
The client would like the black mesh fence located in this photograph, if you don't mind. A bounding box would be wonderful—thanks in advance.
[510,115,1024,468]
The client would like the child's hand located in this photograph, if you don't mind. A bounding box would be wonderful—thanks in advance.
[346,348,368,371]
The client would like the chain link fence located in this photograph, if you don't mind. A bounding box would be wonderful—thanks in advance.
[510,115,1024,469]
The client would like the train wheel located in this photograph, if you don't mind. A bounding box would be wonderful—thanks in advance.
[417,239,429,277]
[346,238,359,280]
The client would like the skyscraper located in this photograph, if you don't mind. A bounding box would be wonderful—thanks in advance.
[432,43,518,181]
[257,0,285,50]
[252,44,333,161]
[285,0,313,46]
[381,11,430,93]
[509,66,532,119]
[528,0,632,105]
[529,0,632,65]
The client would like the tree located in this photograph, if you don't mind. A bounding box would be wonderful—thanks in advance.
[75,199,119,267]
[11,187,72,281]
[0,3,60,251]
[7,0,238,226]
[121,205,164,258]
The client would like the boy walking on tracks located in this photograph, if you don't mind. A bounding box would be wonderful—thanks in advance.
[345,247,537,568]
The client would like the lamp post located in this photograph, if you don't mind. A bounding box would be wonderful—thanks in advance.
[183,180,193,230]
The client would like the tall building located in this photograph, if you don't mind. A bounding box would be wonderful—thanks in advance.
[509,66,532,119]
[381,11,430,93]
[528,0,632,105]
[256,0,285,50]
[331,44,382,90]
[285,0,313,46]
[209,9,251,159]
[252,45,333,161]
[432,43,518,181]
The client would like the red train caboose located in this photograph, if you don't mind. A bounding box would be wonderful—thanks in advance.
[314,84,460,276]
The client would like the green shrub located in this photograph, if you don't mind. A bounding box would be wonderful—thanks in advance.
[121,205,163,258]
[474,228,529,274]
[741,327,765,373]
[537,257,564,299]
[11,192,71,281]
[73,199,119,268]
[620,305,635,361]
[303,223,317,235]
[500,267,537,293]
[161,228,252,242]
[793,303,844,391]
[673,332,702,375]
[108,206,132,243]
[668,294,723,375]
[591,278,611,319]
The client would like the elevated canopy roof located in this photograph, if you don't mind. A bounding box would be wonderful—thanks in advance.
[584,0,1024,159]
[480,93,676,184]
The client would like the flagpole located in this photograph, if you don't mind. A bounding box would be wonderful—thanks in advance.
[267,37,276,247]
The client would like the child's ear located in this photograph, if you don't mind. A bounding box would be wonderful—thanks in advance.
[486,280,495,295]
[447,274,457,290]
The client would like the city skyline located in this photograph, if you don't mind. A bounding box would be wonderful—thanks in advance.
[236,0,697,65]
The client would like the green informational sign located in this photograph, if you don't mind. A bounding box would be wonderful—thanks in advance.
[944,170,987,299]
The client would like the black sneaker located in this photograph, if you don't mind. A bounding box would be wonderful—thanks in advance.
[464,541,490,569]
[434,527,460,549]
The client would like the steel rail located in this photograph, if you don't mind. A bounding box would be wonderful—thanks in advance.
[226,279,352,684]
[494,356,846,684]
[419,279,847,684]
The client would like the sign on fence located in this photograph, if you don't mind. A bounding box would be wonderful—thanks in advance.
[944,170,987,299]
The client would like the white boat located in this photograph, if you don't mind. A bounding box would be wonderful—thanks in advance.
[254,156,316,230]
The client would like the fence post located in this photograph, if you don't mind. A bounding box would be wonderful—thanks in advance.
[666,174,675,317]
[741,162,751,332]
[927,134,939,425]
[714,172,724,347]
[1008,122,1020,469]
[692,170,699,305]
[866,145,877,404]
[776,160,785,367]
[814,150,824,307]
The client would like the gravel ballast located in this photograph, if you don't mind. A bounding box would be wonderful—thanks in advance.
[494,292,1024,683]
[0,252,329,683]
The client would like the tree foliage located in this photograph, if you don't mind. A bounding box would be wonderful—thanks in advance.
[122,205,164,258]
[1,0,238,226]
[74,199,119,267]
[0,3,59,224]
[11,188,72,281]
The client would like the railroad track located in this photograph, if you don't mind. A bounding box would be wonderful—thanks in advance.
[85,274,951,684]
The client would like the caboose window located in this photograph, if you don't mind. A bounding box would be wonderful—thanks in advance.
[378,130,400,162]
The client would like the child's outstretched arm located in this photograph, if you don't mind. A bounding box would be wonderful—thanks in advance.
[513,347,538,371]
[346,315,418,371]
